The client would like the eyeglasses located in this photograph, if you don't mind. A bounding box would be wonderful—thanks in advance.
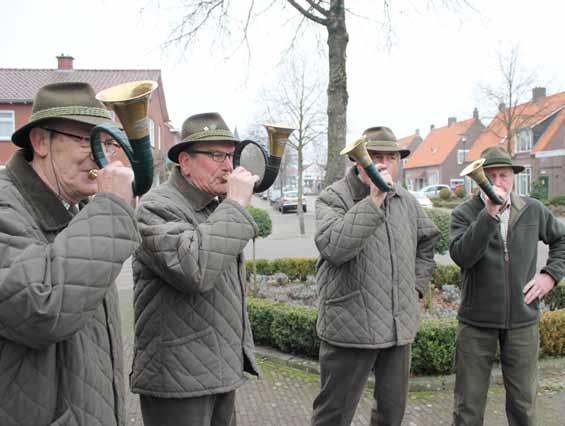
[41,127,120,158]
[188,150,234,163]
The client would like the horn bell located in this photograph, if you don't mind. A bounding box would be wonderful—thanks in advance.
[460,158,504,204]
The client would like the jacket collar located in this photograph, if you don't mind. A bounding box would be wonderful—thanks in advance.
[169,166,218,211]
[6,150,73,231]
[346,166,402,202]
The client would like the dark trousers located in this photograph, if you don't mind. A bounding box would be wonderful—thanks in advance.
[452,323,539,426]
[311,341,411,426]
[140,391,237,426]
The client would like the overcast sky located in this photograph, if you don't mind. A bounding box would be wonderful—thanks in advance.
[5,0,565,147]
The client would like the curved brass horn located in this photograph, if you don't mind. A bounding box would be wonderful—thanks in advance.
[92,80,158,196]
[233,123,295,193]
[340,137,391,192]
[460,158,504,205]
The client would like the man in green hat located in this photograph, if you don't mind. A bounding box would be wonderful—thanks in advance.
[311,126,440,426]
[0,82,141,425]
[131,112,260,425]
[450,146,565,425]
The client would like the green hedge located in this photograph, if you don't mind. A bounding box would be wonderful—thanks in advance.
[245,257,317,282]
[248,297,565,375]
[424,208,451,255]
[544,282,565,310]
[247,207,272,238]
[431,198,463,209]
[431,264,462,289]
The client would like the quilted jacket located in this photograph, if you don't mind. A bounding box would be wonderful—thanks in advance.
[0,151,140,426]
[131,167,259,398]
[315,167,440,349]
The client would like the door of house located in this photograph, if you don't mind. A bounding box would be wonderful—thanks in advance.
[538,175,549,200]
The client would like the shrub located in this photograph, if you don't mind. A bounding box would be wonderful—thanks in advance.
[439,188,452,201]
[245,257,317,282]
[540,309,565,356]
[529,179,547,201]
[431,199,463,209]
[247,298,565,374]
[424,208,451,255]
[247,207,272,238]
[548,195,565,206]
[544,282,565,310]
[454,185,466,199]
[432,264,462,289]
[411,320,457,375]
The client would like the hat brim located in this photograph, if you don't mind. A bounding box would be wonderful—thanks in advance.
[483,163,525,174]
[366,146,411,159]
[11,115,115,148]
[167,136,239,163]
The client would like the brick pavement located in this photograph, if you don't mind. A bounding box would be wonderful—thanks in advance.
[119,288,565,425]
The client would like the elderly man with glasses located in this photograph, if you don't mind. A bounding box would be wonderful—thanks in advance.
[130,112,260,426]
[0,82,140,425]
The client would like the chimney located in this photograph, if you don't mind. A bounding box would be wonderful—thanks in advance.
[56,54,74,71]
[430,124,435,131]
[415,128,420,136]
[498,102,506,112]
[532,87,547,102]
[473,107,479,120]
[448,117,457,127]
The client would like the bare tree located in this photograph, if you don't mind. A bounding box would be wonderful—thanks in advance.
[479,45,548,155]
[161,0,470,185]
[256,54,326,235]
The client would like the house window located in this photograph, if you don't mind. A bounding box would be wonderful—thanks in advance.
[515,166,531,196]
[428,170,439,185]
[148,118,155,147]
[515,129,533,153]
[0,111,15,140]
[457,149,469,165]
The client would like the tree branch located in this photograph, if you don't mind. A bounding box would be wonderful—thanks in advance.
[286,0,328,26]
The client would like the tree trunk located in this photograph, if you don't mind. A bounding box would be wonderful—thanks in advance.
[297,142,305,235]
[324,0,348,186]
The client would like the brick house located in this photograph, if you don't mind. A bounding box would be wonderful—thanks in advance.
[397,129,423,184]
[403,109,485,191]
[467,88,565,199]
[0,54,179,184]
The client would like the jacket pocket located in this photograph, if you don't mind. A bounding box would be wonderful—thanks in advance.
[322,290,370,343]
[161,327,223,392]
[50,409,76,426]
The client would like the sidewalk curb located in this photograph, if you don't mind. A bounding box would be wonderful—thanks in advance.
[256,346,565,393]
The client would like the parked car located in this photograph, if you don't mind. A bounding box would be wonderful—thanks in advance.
[419,184,450,198]
[275,190,307,213]
[410,191,433,209]
[269,189,282,205]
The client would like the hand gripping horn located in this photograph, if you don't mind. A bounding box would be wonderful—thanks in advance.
[91,80,158,196]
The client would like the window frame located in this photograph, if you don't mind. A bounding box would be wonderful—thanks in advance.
[0,110,15,141]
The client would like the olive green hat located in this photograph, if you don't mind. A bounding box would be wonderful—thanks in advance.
[362,126,410,159]
[11,82,113,148]
[168,112,239,163]
[481,146,524,173]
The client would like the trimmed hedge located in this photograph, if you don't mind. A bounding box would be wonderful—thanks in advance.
[424,208,451,255]
[248,297,565,375]
[247,207,272,238]
[431,264,462,289]
[245,257,317,282]
[544,282,565,310]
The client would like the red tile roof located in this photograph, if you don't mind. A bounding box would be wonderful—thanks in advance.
[404,118,476,169]
[0,68,169,120]
[397,134,416,149]
[467,91,565,160]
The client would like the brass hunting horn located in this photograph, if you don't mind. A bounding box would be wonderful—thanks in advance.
[460,158,504,205]
[91,80,158,196]
[233,123,295,193]
[340,137,391,192]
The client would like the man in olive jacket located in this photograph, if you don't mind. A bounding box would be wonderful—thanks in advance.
[310,127,440,426]
[131,112,260,426]
[0,82,140,426]
[450,146,565,425]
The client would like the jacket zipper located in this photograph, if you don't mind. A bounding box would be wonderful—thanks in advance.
[501,229,511,328]
[384,200,397,333]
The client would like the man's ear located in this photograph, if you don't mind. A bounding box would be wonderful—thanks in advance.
[178,151,191,177]
[29,127,50,158]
